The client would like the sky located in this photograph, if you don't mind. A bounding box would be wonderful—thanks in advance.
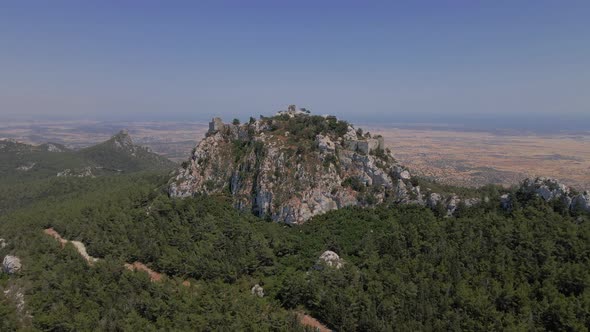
[1,1,589,130]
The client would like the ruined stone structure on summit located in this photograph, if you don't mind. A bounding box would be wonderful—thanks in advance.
[208,117,224,134]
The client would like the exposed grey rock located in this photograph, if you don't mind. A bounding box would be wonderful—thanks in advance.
[251,284,264,298]
[2,255,21,274]
[572,191,590,212]
[316,134,335,153]
[16,162,36,171]
[427,193,441,208]
[463,198,481,208]
[3,284,31,320]
[44,143,64,152]
[500,194,512,210]
[318,250,343,269]
[522,177,570,201]
[392,166,411,180]
[519,177,589,212]
[0,238,6,249]
[112,130,133,149]
[446,195,460,215]
[57,166,94,178]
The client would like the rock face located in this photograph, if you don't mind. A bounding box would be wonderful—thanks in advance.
[251,284,264,298]
[169,108,484,223]
[169,109,439,223]
[318,250,344,269]
[2,255,22,274]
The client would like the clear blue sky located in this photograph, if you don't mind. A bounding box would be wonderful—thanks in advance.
[1,1,589,129]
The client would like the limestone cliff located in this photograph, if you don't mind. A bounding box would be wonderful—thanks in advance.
[170,107,432,223]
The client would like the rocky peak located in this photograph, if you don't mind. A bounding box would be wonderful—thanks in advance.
[169,107,448,223]
[111,130,134,149]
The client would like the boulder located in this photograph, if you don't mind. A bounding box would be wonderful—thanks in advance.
[2,255,21,274]
[318,250,343,269]
[0,238,6,249]
[251,284,264,298]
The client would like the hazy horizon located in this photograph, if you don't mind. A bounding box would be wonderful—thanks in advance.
[1,1,589,131]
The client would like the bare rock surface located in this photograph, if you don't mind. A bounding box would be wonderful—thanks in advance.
[251,284,264,297]
[318,250,344,269]
[2,255,22,274]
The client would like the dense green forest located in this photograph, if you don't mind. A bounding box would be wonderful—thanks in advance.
[1,169,588,331]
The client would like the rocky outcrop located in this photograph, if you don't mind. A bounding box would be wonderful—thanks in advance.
[57,166,95,178]
[16,162,36,171]
[317,250,344,269]
[0,238,6,249]
[571,191,590,212]
[2,255,22,274]
[169,108,481,223]
[251,284,264,297]
[506,177,590,213]
[3,283,31,322]
[520,177,589,212]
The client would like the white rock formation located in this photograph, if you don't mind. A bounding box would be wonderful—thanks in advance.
[16,162,36,171]
[251,284,264,297]
[318,250,344,269]
[2,255,22,274]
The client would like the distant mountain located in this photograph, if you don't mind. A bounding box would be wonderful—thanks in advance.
[0,130,175,183]
[79,130,176,173]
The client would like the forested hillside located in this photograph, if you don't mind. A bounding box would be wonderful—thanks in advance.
[1,169,588,330]
[0,132,176,215]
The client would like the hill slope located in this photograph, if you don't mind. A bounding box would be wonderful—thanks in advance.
[0,131,176,215]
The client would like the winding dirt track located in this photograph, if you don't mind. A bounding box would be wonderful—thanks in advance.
[43,228,176,283]
[44,228,332,328]
[297,312,332,332]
